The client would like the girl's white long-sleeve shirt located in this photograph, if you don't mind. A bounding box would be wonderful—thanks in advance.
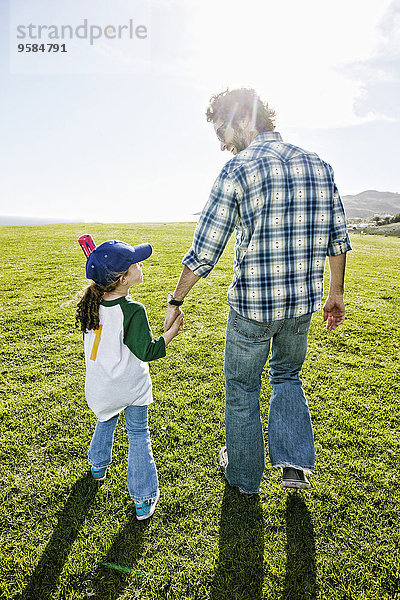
[84,296,166,421]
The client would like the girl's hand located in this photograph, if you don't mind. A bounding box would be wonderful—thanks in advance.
[164,304,182,332]
[162,312,184,346]
[169,312,184,336]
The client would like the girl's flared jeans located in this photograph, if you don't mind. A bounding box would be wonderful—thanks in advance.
[88,404,158,503]
[224,308,315,494]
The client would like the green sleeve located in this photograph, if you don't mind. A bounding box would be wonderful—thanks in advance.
[122,301,166,362]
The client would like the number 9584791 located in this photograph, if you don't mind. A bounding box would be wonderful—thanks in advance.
[18,44,67,52]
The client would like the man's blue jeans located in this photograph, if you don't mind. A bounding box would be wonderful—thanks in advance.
[224,308,315,494]
[88,405,158,503]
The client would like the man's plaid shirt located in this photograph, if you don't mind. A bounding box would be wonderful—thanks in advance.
[182,132,351,322]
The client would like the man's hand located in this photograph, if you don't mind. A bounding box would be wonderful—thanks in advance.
[162,312,184,346]
[164,304,182,332]
[323,294,345,330]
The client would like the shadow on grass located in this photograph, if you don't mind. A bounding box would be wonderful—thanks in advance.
[20,472,98,600]
[282,492,317,600]
[87,508,149,600]
[210,484,264,600]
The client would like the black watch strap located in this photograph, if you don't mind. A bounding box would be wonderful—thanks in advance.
[167,293,184,306]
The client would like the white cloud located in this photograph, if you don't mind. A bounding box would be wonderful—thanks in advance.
[148,0,394,129]
[346,0,400,120]
[377,0,400,55]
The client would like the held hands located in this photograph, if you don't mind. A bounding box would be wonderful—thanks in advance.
[164,304,182,332]
[168,312,184,337]
[323,294,345,331]
[162,311,184,347]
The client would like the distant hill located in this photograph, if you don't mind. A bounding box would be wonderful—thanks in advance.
[0,216,82,226]
[342,190,400,219]
[2,190,400,224]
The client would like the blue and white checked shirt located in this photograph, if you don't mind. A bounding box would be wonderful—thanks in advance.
[182,132,351,322]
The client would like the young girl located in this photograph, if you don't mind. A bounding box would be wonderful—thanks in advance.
[76,238,183,520]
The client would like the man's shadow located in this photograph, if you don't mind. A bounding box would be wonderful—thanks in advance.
[20,472,98,600]
[210,484,264,600]
[282,493,317,600]
[88,508,148,600]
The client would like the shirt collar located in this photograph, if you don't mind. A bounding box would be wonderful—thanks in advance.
[252,131,283,144]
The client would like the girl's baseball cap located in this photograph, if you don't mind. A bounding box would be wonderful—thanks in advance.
[86,240,152,286]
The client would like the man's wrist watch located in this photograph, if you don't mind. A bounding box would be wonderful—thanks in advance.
[167,293,184,307]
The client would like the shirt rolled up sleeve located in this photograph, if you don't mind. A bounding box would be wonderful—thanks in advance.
[182,170,242,277]
[327,183,352,256]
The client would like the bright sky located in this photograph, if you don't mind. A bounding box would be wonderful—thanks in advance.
[0,0,399,222]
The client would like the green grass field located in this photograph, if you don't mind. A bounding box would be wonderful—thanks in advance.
[0,224,399,600]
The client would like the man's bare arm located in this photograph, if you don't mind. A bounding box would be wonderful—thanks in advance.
[164,266,200,331]
[323,253,347,331]
[173,265,201,300]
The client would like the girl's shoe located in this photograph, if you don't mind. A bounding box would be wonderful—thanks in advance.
[135,489,160,521]
[91,466,107,481]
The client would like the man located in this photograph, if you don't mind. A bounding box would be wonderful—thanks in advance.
[164,88,351,493]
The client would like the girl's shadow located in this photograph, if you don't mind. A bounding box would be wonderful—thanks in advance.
[20,471,148,600]
[20,472,98,600]
[88,509,149,600]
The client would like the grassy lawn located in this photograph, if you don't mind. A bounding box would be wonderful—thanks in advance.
[0,224,399,600]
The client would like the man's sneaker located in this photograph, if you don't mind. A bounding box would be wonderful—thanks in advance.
[135,489,160,521]
[218,446,228,473]
[282,467,310,489]
[91,466,107,481]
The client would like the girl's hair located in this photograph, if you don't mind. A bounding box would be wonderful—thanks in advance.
[75,272,127,333]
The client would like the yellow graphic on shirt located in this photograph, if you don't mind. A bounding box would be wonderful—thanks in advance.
[90,325,103,361]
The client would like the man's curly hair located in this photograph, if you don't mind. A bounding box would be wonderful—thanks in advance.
[206,88,276,132]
